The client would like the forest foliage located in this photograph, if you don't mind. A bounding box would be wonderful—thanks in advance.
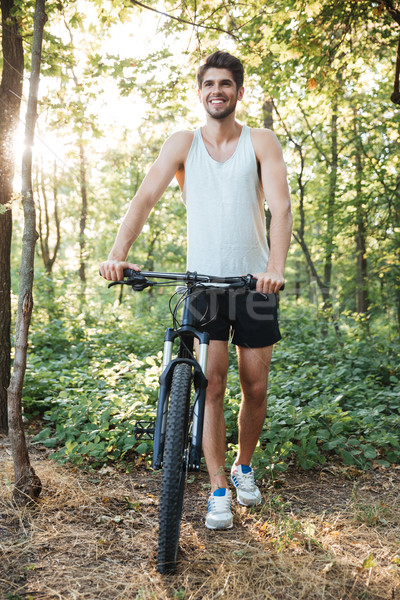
[3,0,400,471]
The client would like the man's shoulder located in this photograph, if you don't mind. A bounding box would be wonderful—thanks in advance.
[249,127,279,143]
[249,127,283,160]
[159,131,194,165]
[161,130,194,160]
[165,129,195,147]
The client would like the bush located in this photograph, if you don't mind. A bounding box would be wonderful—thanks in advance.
[28,293,400,471]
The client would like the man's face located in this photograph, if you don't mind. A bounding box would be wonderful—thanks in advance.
[198,68,244,120]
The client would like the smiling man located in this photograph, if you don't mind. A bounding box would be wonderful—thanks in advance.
[100,51,292,529]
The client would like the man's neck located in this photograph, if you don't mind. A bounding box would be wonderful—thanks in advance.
[202,115,242,145]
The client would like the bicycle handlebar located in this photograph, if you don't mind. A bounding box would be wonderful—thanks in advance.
[124,269,257,286]
[106,269,284,292]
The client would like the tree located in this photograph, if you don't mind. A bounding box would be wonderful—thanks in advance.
[0,0,24,433]
[8,0,46,505]
[36,157,61,274]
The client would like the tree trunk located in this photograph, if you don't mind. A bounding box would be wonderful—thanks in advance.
[7,0,47,506]
[78,141,88,284]
[262,98,274,131]
[37,158,60,273]
[0,0,24,433]
[263,99,273,246]
[292,142,329,303]
[390,31,400,105]
[397,287,400,338]
[323,103,338,309]
[355,209,369,314]
[353,110,369,314]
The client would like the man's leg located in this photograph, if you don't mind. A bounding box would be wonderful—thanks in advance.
[201,339,230,491]
[198,339,233,530]
[235,345,273,466]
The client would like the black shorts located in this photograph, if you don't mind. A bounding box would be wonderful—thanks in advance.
[193,288,281,348]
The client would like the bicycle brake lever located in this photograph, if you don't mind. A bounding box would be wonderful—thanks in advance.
[130,279,153,291]
[108,275,154,291]
[107,280,124,288]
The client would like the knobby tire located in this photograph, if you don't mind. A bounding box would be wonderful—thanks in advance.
[157,362,192,574]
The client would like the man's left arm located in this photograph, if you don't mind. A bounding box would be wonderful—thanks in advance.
[251,129,292,294]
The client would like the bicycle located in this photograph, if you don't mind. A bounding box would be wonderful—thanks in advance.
[107,268,281,574]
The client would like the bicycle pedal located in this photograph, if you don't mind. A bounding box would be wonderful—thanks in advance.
[134,420,155,440]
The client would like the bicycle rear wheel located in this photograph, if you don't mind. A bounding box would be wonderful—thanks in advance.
[157,362,192,574]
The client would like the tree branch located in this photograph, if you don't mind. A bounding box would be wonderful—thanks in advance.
[298,103,331,165]
[130,0,239,39]
[381,0,400,26]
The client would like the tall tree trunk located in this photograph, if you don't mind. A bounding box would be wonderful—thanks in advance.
[395,206,400,337]
[391,31,400,105]
[353,110,369,314]
[7,0,47,505]
[323,102,338,309]
[355,207,369,314]
[292,142,328,302]
[272,100,332,307]
[37,158,60,273]
[0,0,24,433]
[78,141,88,284]
[397,287,400,338]
[63,27,89,289]
[263,98,273,246]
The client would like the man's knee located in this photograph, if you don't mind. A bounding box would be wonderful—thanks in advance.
[206,371,227,404]
[241,379,267,405]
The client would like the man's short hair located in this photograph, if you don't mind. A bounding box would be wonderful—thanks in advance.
[197,51,244,91]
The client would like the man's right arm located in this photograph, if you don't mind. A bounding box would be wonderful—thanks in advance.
[100,131,192,281]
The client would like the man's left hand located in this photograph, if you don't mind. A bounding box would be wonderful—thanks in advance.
[253,271,285,294]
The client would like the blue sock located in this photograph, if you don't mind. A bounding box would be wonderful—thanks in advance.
[240,465,252,474]
[213,488,227,497]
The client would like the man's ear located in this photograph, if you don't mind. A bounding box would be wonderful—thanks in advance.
[237,86,245,101]
[198,88,202,103]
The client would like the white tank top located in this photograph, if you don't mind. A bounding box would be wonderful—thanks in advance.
[182,125,269,277]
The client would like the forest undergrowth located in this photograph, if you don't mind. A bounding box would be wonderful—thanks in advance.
[24,282,400,475]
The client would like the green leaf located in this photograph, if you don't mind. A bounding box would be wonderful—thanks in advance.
[340,450,356,465]
[363,447,377,459]
[135,443,148,454]
[31,427,52,441]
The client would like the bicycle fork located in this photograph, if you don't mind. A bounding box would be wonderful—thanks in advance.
[152,326,209,471]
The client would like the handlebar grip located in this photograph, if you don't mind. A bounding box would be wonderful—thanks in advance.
[99,268,140,279]
[249,277,258,290]
[249,277,285,292]
[123,268,139,278]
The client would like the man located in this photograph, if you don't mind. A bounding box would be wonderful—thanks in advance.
[100,51,292,529]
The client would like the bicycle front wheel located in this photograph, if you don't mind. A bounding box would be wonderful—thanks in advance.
[157,362,192,574]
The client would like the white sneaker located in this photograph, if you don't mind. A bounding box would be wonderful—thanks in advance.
[205,488,233,530]
[230,463,262,506]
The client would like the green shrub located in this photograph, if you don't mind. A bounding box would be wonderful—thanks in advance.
[28,293,400,470]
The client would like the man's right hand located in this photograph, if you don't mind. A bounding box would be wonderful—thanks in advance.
[99,260,140,281]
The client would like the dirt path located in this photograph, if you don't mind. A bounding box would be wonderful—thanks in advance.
[1,438,400,600]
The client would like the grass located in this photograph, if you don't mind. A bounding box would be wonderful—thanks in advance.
[1,438,400,600]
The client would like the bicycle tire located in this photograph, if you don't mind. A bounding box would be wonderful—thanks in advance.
[157,362,192,574]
